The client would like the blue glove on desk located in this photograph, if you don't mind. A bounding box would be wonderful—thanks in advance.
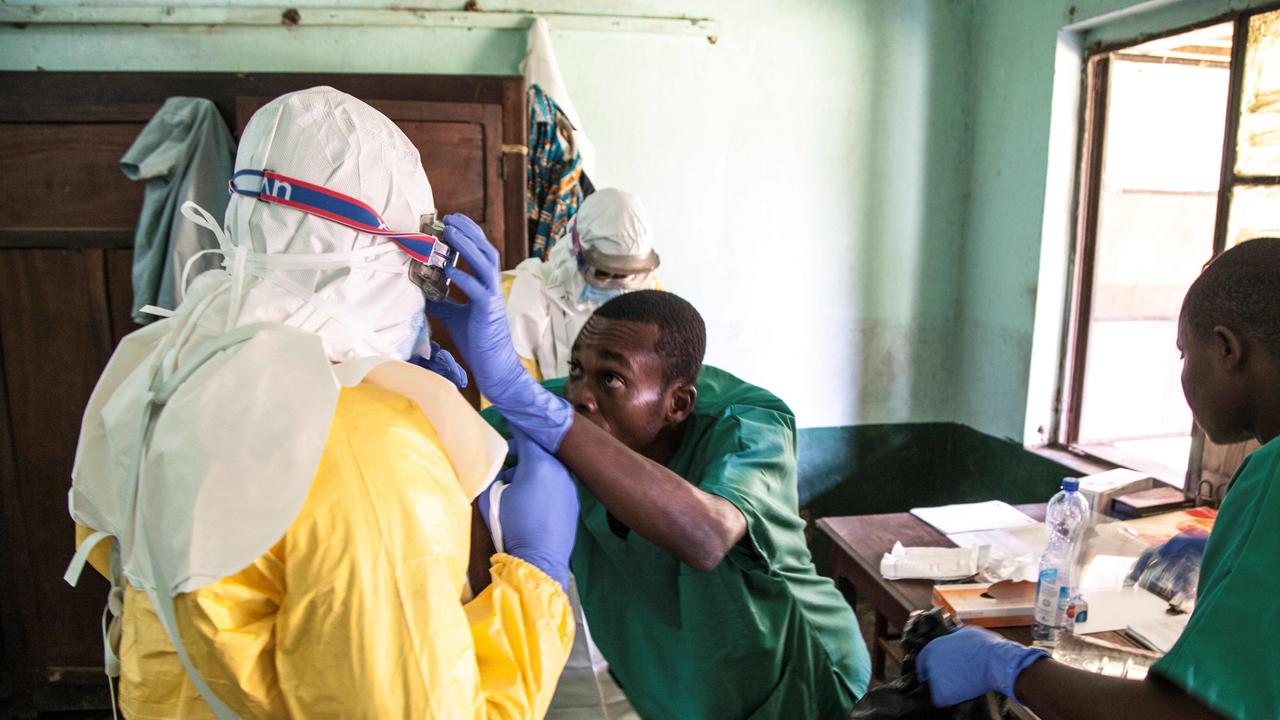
[409,340,468,389]
[426,214,574,452]
[476,429,579,590]
[916,625,1048,707]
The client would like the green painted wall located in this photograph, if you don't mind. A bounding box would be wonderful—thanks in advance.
[5,0,1268,439]
[0,0,974,430]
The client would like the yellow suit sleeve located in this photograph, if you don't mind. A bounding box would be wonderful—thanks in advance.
[466,554,576,719]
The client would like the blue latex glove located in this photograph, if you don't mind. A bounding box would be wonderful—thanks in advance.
[916,625,1048,707]
[476,429,579,590]
[426,214,574,451]
[1127,531,1208,599]
[409,340,468,389]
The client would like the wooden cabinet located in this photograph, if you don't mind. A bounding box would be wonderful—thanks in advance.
[0,72,526,714]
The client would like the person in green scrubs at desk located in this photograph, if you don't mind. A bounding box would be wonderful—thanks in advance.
[916,237,1280,720]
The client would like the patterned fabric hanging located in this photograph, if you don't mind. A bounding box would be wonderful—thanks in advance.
[527,84,592,259]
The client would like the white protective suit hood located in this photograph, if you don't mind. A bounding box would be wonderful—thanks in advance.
[544,188,660,312]
[506,189,661,379]
[65,87,506,718]
[222,86,434,361]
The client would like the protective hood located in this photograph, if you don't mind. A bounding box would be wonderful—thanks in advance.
[66,90,506,711]
[224,86,435,362]
[544,188,660,311]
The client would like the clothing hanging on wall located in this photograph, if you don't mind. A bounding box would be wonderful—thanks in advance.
[526,85,591,260]
[121,97,235,323]
[522,16,597,181]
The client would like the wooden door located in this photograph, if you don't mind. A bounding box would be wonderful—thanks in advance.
[0,117,148,713]
[0,71,526,714]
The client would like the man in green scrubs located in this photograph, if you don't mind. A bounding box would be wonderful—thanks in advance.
[485,290,871,719]
[915,237,1280,720]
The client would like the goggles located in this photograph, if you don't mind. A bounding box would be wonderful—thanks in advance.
[229,169,458,301]
[571,226,657,291]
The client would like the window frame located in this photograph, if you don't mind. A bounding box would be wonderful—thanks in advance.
[1051,5,1280,486]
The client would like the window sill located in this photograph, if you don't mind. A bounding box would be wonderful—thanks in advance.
[1026,444,1119,476]
[1027,443,1187,487]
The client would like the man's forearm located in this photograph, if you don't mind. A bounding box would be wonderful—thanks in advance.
[556,414,745,570]
[1014,658,1223,720]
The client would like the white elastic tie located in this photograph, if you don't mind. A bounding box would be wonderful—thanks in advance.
[488,480,508,554]
[64,530,111,587]
[180,201,236,296]
[138,304,175,319]
[181,248,224,294]
[63,530,124,718]
[262,272,401,358]
[225,245,249,333]
[244,241,404,271]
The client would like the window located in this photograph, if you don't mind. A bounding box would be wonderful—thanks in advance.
[1055,7,1280,491]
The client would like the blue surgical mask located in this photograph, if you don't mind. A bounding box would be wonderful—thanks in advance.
[580,284,625,306]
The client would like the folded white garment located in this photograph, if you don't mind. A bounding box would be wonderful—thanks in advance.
[880,542,988,581]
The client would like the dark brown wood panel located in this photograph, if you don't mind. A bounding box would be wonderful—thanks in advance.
[106,249,141,344]
[402,121,487,218]
[0,249,115,670]
[0,124,147,229]
[2,72,528,268]
[0,72,527,710]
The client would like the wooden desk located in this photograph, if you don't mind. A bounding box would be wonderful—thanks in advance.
[818,504,1134,680]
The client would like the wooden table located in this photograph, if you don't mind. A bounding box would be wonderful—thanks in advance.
[818,504,1135,680]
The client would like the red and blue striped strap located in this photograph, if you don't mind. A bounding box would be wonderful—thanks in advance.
[229,169,439,262]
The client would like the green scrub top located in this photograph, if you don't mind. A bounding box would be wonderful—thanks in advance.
[489,366,871,720]
[1152,435,1280,719]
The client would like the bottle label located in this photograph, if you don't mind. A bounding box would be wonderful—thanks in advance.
[1035,568,1070,626]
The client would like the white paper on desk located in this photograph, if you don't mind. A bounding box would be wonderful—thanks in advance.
[911,500,1037,535]
[1078,554,1141,592]
[1074,587,1171,634]
[1127,613,1190,653]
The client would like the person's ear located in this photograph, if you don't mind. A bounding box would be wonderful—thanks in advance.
[666,383,698,425]
[1212,325,1245,371]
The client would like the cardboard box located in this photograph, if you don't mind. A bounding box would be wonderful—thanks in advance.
[1111,485,1193,519]
[932,581,1037,628]
[1077,469,1154,516]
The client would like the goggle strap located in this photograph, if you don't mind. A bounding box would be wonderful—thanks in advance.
[229,169,439,262]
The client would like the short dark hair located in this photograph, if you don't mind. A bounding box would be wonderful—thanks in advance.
[593,290,706,386]
[1181,237,1280,357]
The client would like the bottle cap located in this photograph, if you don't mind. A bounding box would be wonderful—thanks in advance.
[1061,477,1080,492]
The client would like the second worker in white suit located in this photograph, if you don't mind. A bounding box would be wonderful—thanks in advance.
[504,188,662,381]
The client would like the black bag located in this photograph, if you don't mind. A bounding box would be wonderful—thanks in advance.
[848,608,1002,720]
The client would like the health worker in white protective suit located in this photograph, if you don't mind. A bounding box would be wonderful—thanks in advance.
[63,87,578,720]
[504,188,662,381]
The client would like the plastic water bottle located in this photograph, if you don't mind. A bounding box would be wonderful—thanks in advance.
[1032,477,1091,645]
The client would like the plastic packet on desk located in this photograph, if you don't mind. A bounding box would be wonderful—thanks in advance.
[880,542,988,581]
[976,552,1037,584]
